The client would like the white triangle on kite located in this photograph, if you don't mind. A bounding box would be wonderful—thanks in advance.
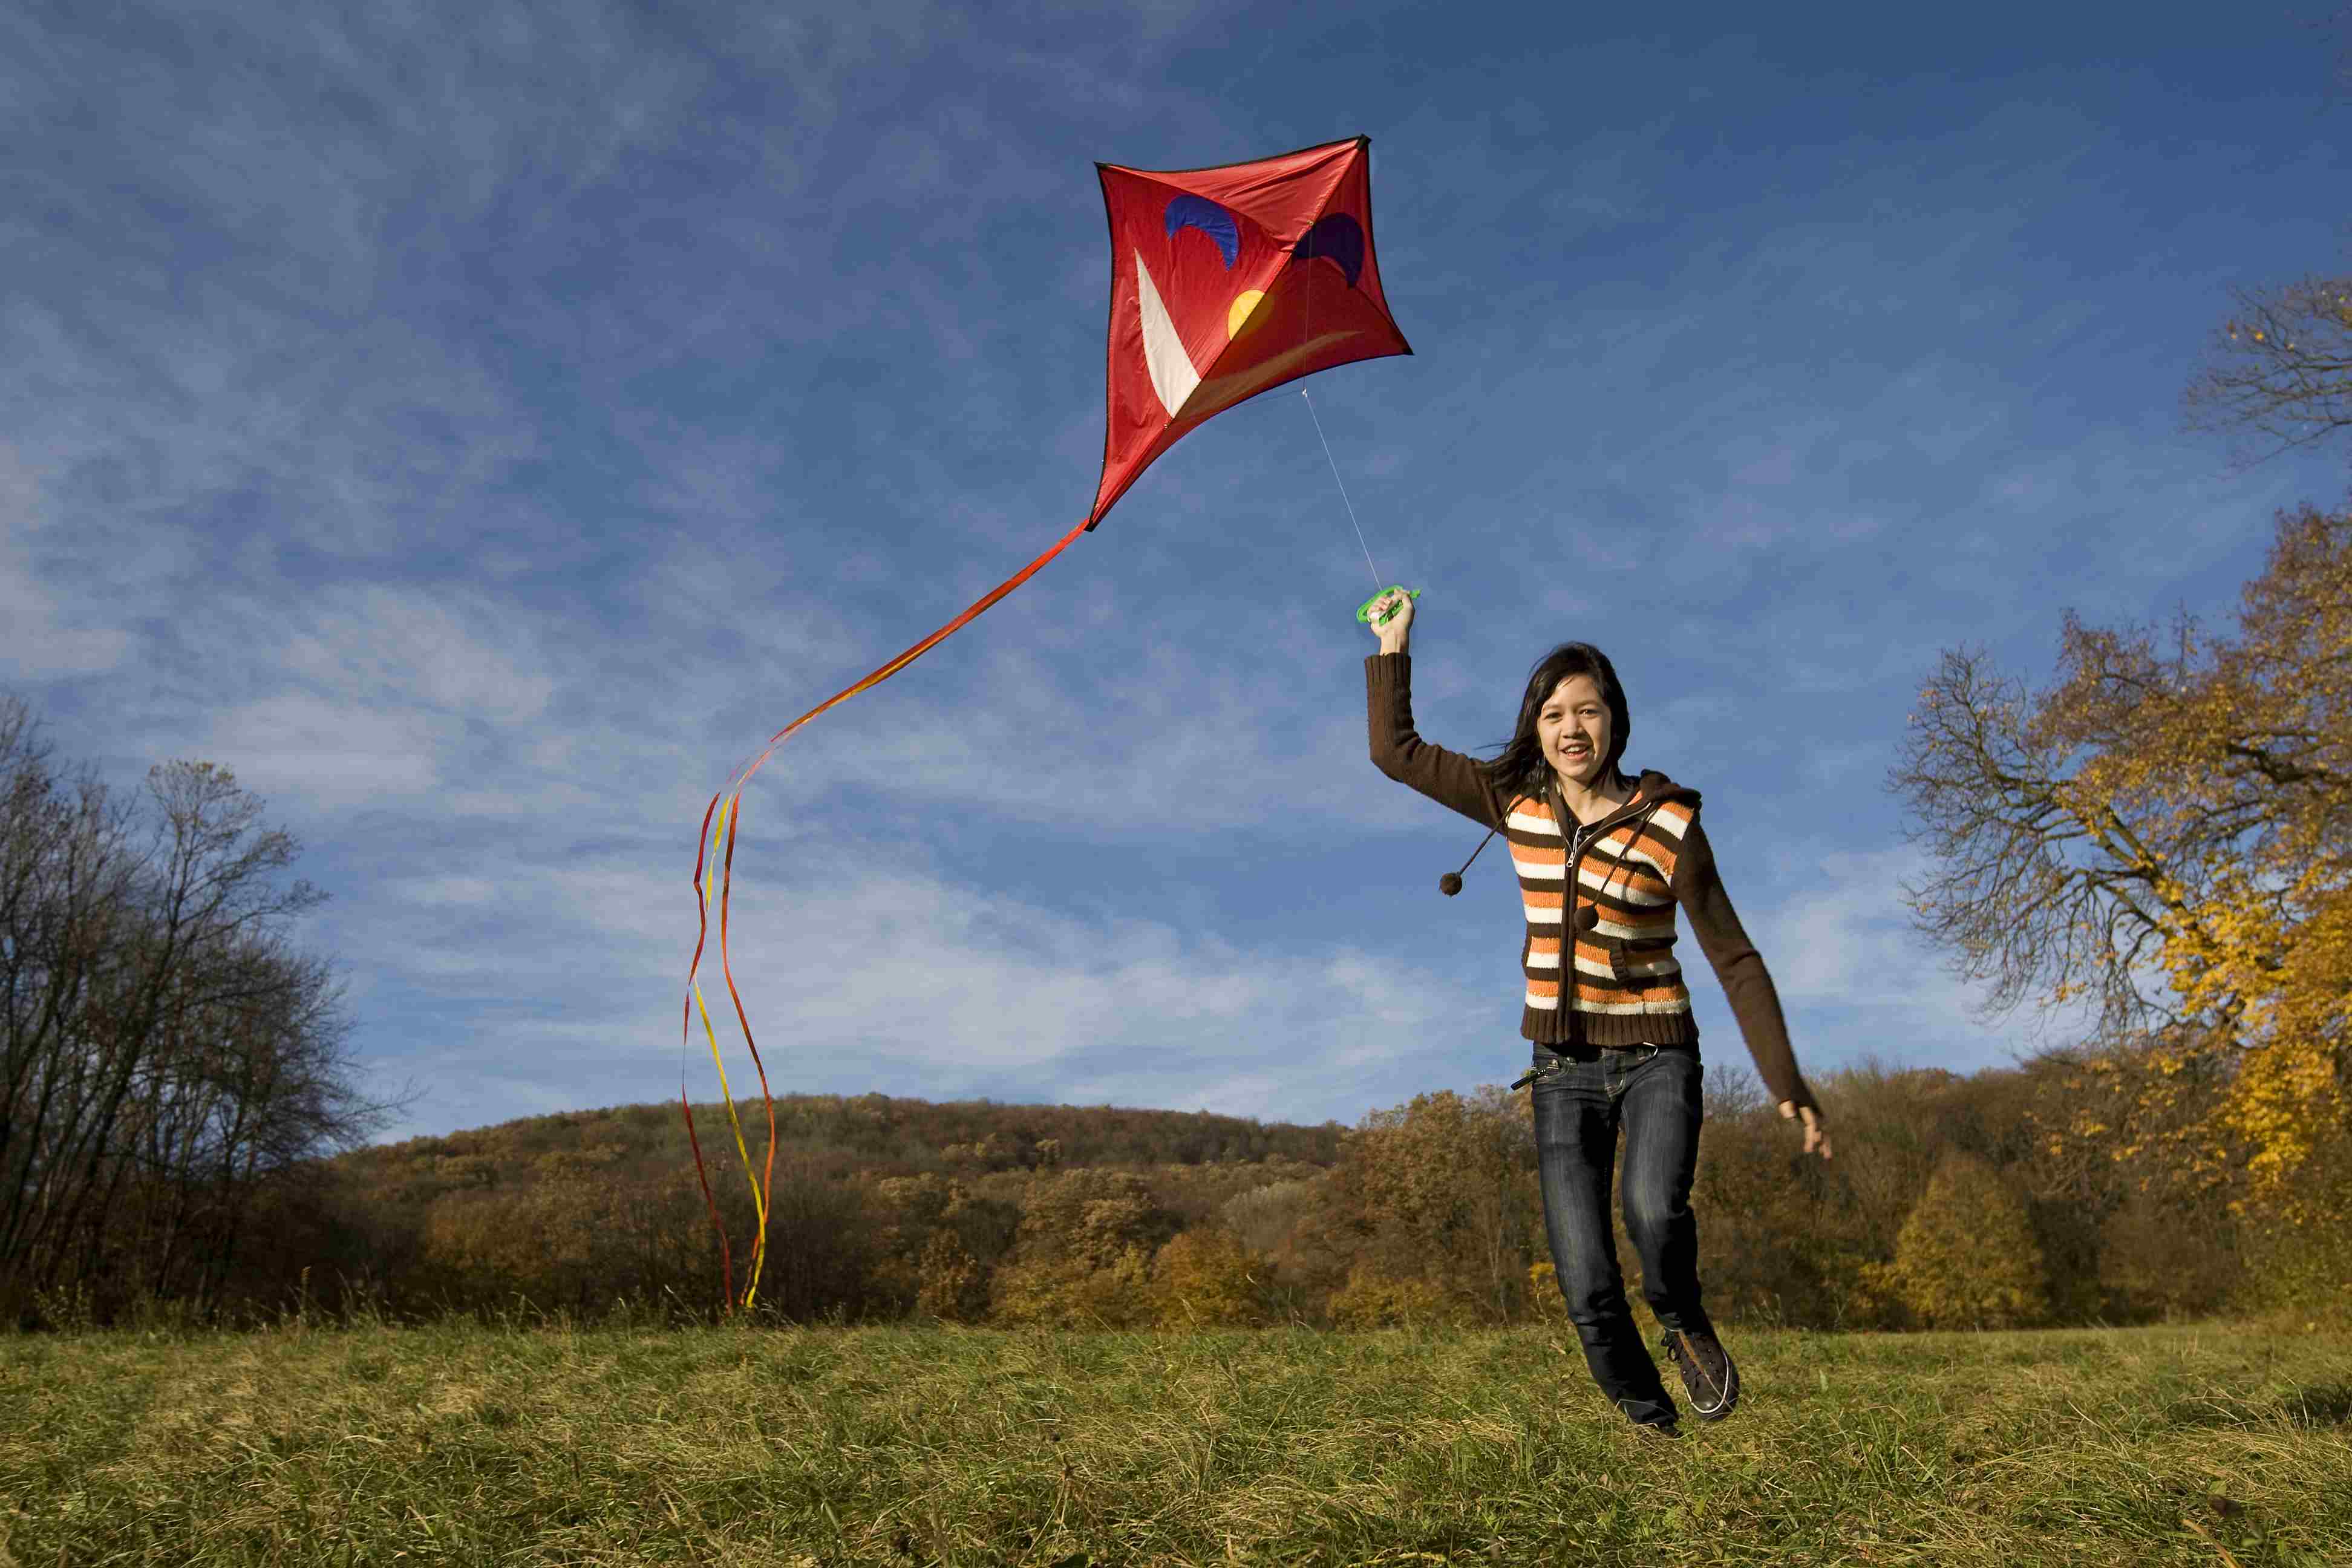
[1135,253,1201,420]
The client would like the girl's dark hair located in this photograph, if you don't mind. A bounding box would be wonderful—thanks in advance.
[1485,641,1633,799]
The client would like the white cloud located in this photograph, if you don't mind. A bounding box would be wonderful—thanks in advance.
[0,448,129,678]
[344,834,1490,1139]
[1760,846,1964,1008]
[201,693,450,805]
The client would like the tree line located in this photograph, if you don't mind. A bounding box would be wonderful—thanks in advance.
[9,1055,2342,1333]
[0,697,394,1326]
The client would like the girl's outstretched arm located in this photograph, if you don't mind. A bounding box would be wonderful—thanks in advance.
[1364,594,1504,829]
[1673,822,1833,1161]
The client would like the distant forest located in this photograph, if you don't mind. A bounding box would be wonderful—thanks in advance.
[14,1054,2348,1334]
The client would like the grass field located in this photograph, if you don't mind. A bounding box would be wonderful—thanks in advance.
[3,1318,2346,1566]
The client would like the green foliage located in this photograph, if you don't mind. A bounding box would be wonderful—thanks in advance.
[1866,1152,2050,1330]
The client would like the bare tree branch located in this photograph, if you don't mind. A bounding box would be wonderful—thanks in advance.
[2185,276,2352,467]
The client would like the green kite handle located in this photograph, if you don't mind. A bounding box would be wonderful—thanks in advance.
[1356,586,1422,627]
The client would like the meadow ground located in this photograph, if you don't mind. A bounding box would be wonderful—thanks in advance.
[2,1318,2345,1566]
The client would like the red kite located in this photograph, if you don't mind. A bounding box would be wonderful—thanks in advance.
[684,136,1412,1310]
[1091,136,1411,527]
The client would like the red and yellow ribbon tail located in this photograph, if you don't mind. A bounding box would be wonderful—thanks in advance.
[713,791,778,1307]
[681,792,742,1312]
[690,794,773,1307]
[684,513,1096,1310]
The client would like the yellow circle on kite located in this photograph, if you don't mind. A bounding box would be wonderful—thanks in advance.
[1227,289,1267,339]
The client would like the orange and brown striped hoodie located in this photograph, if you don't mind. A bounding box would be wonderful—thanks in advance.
[1367,652,1815,1112]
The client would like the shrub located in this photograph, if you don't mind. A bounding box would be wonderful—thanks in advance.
[2229,1120,2352,1330]
[1327,1263,1460,1330]
[990,1247,1154,1328]
[1218,1179,1316,1258]
[1526,1260,1566,1322]
[1864,1152,2049,1329]
[913,1232,989,1324]
[1148,1228,1261,1327]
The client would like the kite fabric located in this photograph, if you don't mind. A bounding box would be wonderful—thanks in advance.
[683,134,1412,1310]
[1090,136,1411,528]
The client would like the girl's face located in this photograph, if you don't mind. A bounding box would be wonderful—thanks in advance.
[1538,675,1612,791]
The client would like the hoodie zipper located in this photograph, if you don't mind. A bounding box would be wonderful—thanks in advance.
[1550,775,1674,1044]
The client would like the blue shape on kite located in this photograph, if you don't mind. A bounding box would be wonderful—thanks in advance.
[1164,195,1240,269]
[1296,214,1365,287]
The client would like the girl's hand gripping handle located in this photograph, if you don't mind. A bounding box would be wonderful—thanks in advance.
[1361,586,1417,650]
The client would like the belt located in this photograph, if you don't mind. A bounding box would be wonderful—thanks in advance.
[1510,1041,1664,1091]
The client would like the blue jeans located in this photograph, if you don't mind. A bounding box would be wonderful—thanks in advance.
[1527,1041,1711,1429]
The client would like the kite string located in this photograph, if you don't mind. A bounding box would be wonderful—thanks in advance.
[1295,232,1382,591]
[1302,387,1382,589]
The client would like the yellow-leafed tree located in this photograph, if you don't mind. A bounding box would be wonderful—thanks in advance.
[1894,504,2352,1229]
[1864,1152,2049,1330]
[987,1168,1176,1328]
[1147,1227,1260,1327]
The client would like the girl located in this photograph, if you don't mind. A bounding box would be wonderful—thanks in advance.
[1362,588,1831,1438]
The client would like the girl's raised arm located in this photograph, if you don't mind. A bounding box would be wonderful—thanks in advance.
[1364,596,1501,829]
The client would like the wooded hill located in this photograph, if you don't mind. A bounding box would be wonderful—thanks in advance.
[119,1050,2348,1334]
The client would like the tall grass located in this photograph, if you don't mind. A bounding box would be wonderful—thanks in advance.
[3,1319,2345,1565]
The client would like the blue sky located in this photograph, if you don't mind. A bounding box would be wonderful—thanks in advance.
[7,2,2346,1144]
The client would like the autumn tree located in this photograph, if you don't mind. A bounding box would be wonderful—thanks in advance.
[868,1172,1015,1322]
[1313,1088,1541,1324]
[1692,1060,1935,1330]
[2185,277,2352,465]
[1892,506,2352,1221]
[0,696,394,1322]
[987,1168,1177,1328]
[1146,1226,1261,1327]
[1863,1152,2049,1330]
[1217,1177,1317,1258]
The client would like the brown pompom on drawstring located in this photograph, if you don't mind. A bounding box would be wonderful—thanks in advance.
[1440,826,1498,896]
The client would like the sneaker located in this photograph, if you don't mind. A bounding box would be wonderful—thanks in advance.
[1661,1327,1739,1421]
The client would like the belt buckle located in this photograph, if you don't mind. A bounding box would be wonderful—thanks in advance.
[1511,1057,1570,1091]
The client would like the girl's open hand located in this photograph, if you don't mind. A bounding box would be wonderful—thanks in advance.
[1366,589,1414,647]
[1779,1101,1832,1161]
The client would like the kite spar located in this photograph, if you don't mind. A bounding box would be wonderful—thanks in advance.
[684,134,1413,1311]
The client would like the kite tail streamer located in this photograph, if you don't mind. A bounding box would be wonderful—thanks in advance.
[688,794,774,1308]
[681,792,740,1309]
[713,794,778,1307]
[684,513,1096,1310]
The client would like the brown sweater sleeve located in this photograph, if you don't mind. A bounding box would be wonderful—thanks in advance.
[1670,819,1817,1112]
[1365,653,1506,829]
